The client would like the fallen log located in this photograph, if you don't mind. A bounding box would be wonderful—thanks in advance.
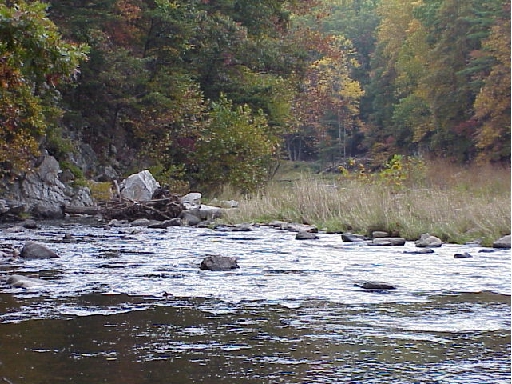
[64,205,102,215]
[64,195,184,221]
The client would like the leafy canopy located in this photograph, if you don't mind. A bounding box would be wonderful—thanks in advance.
[0,0,88,173]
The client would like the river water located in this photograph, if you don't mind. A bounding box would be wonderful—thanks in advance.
[0,220,510,383]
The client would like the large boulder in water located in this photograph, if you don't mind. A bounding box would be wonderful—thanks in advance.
[415,233,443,248]
[20,242,59,259]
[200,255,239,271]
[493,235,511,249]
[119,170,160,201]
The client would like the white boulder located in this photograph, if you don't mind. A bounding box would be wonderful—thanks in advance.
[119,170,160,201]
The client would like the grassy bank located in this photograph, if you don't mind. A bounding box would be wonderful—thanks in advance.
[218,160,511,246]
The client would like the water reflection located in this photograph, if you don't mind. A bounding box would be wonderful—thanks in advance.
[0,294,510,383]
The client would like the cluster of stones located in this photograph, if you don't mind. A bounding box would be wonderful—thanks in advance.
[1,218,509,291]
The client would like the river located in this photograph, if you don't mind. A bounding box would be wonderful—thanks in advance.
[0,220,510,383]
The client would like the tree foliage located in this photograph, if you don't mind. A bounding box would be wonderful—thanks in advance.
[1,0,508,192]
[473,0,511,162]
[365,0,509,163]
[194,95,278,192]
[0,1,88,173]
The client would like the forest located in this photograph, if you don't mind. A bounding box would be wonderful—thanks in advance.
[0,0,510,193]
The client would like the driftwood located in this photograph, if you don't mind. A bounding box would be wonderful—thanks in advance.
[65,195,183,221]
[64,206,102,215]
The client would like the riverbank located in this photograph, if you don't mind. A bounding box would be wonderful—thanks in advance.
[220,160,511,246]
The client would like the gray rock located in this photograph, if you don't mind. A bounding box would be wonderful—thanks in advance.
[356,281,396,291]
[403,249,435,254]
[5,225,25,233]
[267,221,289,230]
[230,223,253,232]
[287,223,318,233]
[296,230,319,240]
[454,252,473,259]
[197,204,223,220]
[415,233,443,248]
[200,254,239,271]
[131,218,152,226]
[180,211,201,226]
[1,155,94,219]
[341,233,365,242]
[59,168,75,183]
[0,199,9,214]
[21,219,38,229]
[372,231,389,238]
[148,218,182,228]
[367,237,406,246]
[20,241,59,259]
[181,192,202,208]
[38,155,61,185]
[6,274,48,289]
[493,234,511,249]
[107,219,129,227]
[219,199,239,208]
[96,165,118,182]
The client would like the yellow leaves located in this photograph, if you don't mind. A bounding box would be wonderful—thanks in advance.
[115,0,141,22]
[473,9,511,162]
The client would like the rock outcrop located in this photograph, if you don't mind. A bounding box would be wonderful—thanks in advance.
[0,155,94,220]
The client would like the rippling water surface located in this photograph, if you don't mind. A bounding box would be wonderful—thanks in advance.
[0,220,510,383]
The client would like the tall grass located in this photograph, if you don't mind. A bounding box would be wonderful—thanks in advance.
[218,160,511,245]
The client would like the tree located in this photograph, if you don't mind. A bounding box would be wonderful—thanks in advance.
[365,0,508,163]
[0,1,88,174]
[413,0,496,160]
[193,95,278,193]
[473,1,511,163]
[365,0,417,160]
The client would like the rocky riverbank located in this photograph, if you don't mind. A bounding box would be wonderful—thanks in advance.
[1,156,510,251]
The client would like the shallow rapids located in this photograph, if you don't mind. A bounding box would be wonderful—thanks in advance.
[0,220,510,383]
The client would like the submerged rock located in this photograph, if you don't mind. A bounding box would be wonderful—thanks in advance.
[355,281,396,291]
[341,233,365,242]
[367,237,406,246]
[403,249,435,254]
[147,218,182,228]
[454,252,473,259]
[296,230,319,240]
[6,274,48,289]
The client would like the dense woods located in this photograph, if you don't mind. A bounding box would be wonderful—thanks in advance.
[0,0,510,193]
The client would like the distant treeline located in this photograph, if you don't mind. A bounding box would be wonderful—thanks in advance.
[0,0,509,192]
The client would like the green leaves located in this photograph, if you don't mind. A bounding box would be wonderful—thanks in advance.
[0,1,88,173]
[194,95,278,193]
